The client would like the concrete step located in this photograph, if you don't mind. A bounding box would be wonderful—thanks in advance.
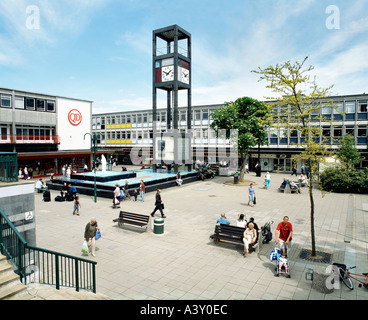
[0,253,27,300]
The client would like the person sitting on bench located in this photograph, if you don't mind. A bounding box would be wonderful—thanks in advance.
[35,179,47,192]
[216,213,230,225]
[290,180,301,194]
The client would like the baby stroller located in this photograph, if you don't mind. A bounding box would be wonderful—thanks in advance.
[261,220,273,244]
[270,245,290,278]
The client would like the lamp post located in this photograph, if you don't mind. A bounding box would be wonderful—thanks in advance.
[84,133,100,203]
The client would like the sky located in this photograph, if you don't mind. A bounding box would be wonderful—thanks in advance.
[0,0,367,114]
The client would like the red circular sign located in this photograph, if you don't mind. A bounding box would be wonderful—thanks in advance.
[68,109,82,126]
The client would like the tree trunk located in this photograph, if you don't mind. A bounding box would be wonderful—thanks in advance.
[239,152,247,183]
[309,170,316,256]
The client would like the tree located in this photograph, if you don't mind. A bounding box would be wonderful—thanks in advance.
[252,56,335,257]
[336,134,361,170]
[210,96,270,182]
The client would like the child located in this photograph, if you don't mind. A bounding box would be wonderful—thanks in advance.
[275,248,290,278]
[133,189,138,201]
[73,196,81,216]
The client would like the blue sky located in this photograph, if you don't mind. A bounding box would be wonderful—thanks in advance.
[0,0,367,114]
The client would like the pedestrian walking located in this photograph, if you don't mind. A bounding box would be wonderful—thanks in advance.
[113,184,121,208]
[73,195,81,215]
[275,216,293,252]
[150,189,166,218]
[264,171,271,189]
[123,180,131,201]
[248,183,255,207]
[84,218,98,257]
[139,180,145,202]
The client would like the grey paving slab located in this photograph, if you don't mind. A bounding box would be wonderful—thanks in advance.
[30,168,368,300]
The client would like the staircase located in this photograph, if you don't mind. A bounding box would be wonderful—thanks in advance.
[0,254,109,300]
[0,254,27,300]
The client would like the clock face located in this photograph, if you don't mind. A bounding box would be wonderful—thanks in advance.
[180,67,190,84]
[161,65,174,82]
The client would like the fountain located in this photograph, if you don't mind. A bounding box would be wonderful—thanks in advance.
[101,154,107,174]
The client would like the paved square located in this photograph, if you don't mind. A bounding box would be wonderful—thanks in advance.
[33,169,368,300]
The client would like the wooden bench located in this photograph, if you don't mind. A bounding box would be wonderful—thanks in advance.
[210,224,261,252]
[113,211,150,231]
[279,183,298,193]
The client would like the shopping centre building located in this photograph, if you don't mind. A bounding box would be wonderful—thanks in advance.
[0,87,93,178]
[1,86,367,176]
[91,93,368,172]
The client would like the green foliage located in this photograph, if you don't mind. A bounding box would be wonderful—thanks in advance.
[320,167,368,194]
[336,134,361,169]
[210,96,270,154]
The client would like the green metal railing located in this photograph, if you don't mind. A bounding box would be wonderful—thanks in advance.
[0,209,97,293]
[0,152,18,183]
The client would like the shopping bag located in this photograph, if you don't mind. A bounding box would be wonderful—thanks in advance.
[81,240,89,254]
[95,228,101,240]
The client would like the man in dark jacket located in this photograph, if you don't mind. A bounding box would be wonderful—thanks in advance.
[150,189,166,218]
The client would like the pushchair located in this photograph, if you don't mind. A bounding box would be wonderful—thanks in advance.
[270,245,290,278]
[261,220,273,244]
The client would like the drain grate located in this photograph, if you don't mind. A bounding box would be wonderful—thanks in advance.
[298,248,333,264]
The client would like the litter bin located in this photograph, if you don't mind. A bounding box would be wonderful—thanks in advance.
[234,174,239,184]
[153,218,164,234]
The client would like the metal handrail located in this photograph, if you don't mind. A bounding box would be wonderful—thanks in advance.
[0,208,97,293]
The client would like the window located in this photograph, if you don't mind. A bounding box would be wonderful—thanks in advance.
[121,115,125,123]
[137,114,142,123]
[358,101,367,112]
[47,100,55,112]
[195,110,201,120]
[322,127,330,136]
[126,115,131,123]
[202,110,208,120]
[1,94,11,108]
[358,127,367,137]
[180,111,186,121]
[26,97,35,110]
[132,115,136,123]
[15,96,24,109]
[111,116,115,125]
[345,101,355,113]
[333,128,342,137]
[333,102,343,114]
[345,126,354,136]
[36,99,45,111]
[107,116,111,125]
[322,105,331,114]
[143,114,148,123]
[161,112,166,122]
[101,117,105,129]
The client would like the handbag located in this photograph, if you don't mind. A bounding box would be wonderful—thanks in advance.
[161,203,165,209]
[95,228,101,240]
[81,240,89,254]
[253,196,256,205]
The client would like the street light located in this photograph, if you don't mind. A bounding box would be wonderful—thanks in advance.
[84,132,100,203]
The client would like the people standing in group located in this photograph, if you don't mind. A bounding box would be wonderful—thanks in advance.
[73,196,81,216]
[264,171,271,189]
[123,180,131,201]
[248,183,255,207]
[84,218,98,257]
[275,216,293,252]
[139,180,145,202]
[150,189,166,218]
[66,166,71,179]
[242,222,257,256]
[113,184,121,208]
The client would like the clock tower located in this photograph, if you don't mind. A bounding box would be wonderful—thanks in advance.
[152,25,192,172]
